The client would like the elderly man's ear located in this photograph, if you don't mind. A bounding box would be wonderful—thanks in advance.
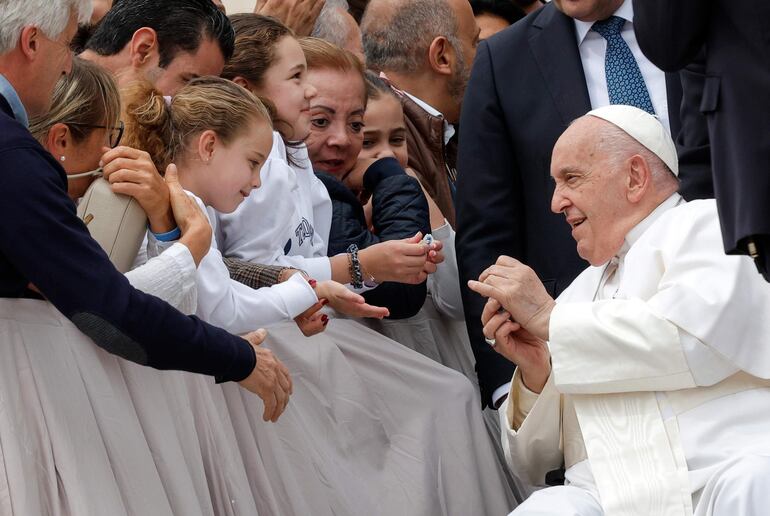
[625,154,652,204]
[128,27,161,71]
[427,36,456,77]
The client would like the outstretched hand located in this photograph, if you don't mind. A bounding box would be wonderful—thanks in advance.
[315,280,390,319]
[238,329,293,422]
[359,234,430,284]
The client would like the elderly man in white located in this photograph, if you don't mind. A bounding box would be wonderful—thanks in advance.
[469,105,770,516]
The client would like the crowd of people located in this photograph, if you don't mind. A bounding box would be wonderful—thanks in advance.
[0,0,768,515]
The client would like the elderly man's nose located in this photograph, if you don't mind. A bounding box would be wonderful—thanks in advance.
[551,189,569,214]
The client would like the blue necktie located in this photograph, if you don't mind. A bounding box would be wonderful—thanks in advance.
[591,16,655,115]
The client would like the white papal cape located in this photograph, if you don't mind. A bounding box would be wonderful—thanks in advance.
[501,195,770,515]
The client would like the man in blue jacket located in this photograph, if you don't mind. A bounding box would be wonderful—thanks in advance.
[0,0,292,422]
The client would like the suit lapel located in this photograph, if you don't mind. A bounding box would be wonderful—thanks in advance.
[664,72,683,137]
[528,4,592,126]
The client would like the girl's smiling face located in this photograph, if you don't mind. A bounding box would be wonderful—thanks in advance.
[190,117,274,213]
[359,94,408,169]
[258,36,317,141]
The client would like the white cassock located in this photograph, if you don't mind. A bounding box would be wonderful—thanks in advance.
[502,194,770,516]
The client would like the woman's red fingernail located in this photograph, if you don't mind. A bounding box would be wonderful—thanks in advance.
[322,314,329,323]
[309,279,317,287]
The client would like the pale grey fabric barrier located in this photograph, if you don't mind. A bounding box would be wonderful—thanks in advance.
[0,299,516,515]
[361,295,522,502]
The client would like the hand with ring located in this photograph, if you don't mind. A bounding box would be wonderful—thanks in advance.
[480,298,551,394]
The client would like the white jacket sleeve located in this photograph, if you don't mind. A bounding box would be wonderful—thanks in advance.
[500,369,563,490]
[193,195,318,334]
[125,242,197,314]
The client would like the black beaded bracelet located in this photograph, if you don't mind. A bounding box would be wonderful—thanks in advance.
[347,244,364,289]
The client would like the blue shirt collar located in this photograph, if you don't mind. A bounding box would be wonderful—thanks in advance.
[0,73,29,127]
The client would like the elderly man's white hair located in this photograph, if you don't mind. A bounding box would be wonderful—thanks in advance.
[0,0,92,54]
[311,0,353,48]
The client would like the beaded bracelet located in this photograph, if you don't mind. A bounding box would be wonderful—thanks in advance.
[347,244,364,289]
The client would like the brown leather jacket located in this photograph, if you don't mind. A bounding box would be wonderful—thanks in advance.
[400,93,458,228]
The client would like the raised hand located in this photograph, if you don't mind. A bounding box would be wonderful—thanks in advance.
[100,146,173,233]
[254,0,326,37]
[468,255,556,341]
[238,329,293,422]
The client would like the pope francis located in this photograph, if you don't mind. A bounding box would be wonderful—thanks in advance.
[469,105,770,516]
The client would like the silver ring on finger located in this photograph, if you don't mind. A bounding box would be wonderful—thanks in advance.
[485,337,496,347]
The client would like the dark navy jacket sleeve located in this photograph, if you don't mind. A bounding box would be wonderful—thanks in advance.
[0,136,255,382]
[316,158,430,319]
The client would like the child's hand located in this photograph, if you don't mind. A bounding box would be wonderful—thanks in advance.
[293,300,328,336]
[343,158,376,197]
[314,280,389,319]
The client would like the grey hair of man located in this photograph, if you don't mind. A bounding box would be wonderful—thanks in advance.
[0,0,92,54]
[361,0,463,75]
[311,0,351,47]
[591,120,680,191]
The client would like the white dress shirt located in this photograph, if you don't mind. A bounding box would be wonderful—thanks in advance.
[573,0,671,134]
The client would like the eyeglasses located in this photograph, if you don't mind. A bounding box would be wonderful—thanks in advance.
[68,120,125,148]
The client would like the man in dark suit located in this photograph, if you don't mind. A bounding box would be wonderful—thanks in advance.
[633,0,770,282]
[456,0,711,409]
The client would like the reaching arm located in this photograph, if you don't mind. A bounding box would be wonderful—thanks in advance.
[224,259,296,289]
[0,146,254,383]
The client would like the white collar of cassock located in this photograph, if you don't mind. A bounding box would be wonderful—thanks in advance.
[616,192,684,260]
